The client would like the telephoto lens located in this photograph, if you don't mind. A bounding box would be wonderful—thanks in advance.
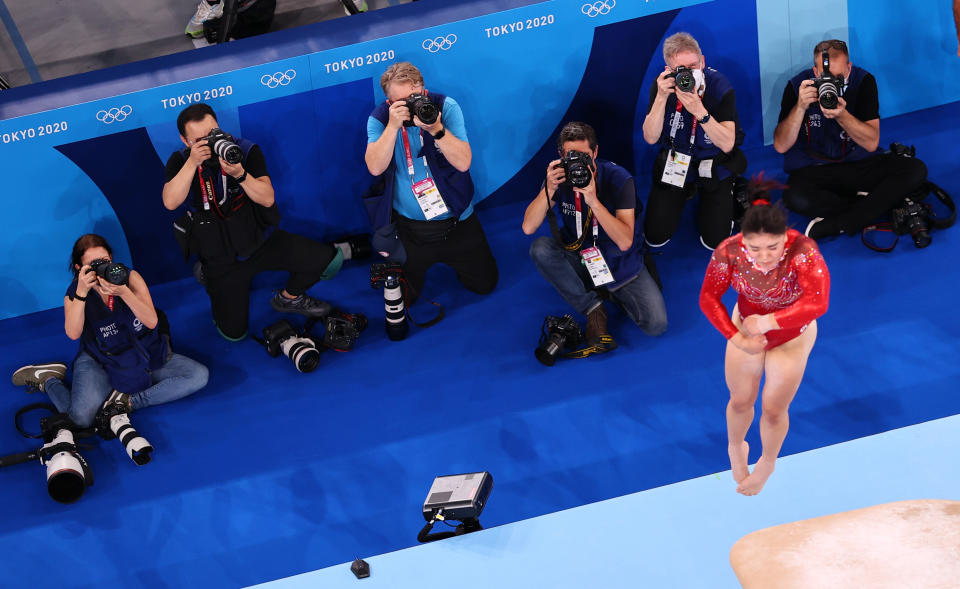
[42,429,91,503]
[279,335,321,373]
[383,274,408,341]
[535,315,583,366]
[107,413,153,466]
[204,128,243,164]
[817,81,840,109]
[405,94,439,126]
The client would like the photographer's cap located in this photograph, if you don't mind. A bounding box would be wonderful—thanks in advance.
[371,223,407,264]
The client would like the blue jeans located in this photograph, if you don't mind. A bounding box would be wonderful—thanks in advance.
[45,351,209,428]
[529,236,668,336]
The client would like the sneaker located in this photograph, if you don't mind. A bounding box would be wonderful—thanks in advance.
[186,0,223,38]
[340,0,369,15]
[102,389,132,415]
[11,362,67,393]
[804,217,843,240]
[270,291,332,319]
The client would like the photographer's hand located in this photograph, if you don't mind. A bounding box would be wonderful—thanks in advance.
[656,67,676,98]
[220,159,244,179]
[821,96,847,119]
[414,110,443,136]
[545,159,565,200]
[675,86,706,118]
[796,79,819,111]
[76,265,97,297]
[186,139,211,169]
[387,100,411,130]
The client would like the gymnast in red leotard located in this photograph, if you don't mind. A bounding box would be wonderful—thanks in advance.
[699,191,830,496]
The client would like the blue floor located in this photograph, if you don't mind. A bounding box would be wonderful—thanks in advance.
[252,414,960,589]
[0,100,958,588]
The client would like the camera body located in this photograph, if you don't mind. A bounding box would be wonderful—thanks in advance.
[535,314,584,366]
[404,94,439,127]
[87,258,130,286]
[559,150,594,189]
[813,51,845,110]
[262,319,321,372]
[666,65,696,93]
[194,127,243,165]
[324,311,368,351]
[891,198,932,248]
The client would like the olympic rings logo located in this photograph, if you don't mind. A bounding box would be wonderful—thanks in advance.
[96,105,133,124]
[260,69,297,88]
[422,34,458,53]
[581,0,616,17]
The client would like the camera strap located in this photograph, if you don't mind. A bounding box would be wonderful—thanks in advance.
[544,187,593,252]
[860,182,956,252]
[667,101,698,155]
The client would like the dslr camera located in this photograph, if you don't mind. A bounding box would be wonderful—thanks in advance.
[404,94,439,127]
[88,258,130,286]
[890,198,932,249]
[262,319,321,373]
[323,311,368,351]
[558,150,594,189]
[666,65,696,93]
[535,314,584,366]
[96,396,153,466]
[813,51,845,110]
[370,262,408,341]
[193,127,243,165]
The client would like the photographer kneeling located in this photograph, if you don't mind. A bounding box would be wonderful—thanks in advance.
[164,104,341,341]
[11,234,208,429]
[364,62,498,305]
[522,122,668,349]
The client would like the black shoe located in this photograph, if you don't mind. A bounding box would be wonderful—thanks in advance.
[270,291,332,318]
[805,217,842,240]
[11,362,67,393]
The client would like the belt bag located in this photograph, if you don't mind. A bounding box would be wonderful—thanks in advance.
[397,216,458,245]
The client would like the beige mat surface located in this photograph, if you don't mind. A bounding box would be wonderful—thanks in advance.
[730,499,960,589]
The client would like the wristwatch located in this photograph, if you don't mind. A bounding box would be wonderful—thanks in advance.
[234,170,248,183]
[431,127,446,140]
[697,112,711,125]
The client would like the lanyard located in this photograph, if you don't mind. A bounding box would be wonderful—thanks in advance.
[197,166,231,214]
[106,295,114,312]
[572,193,599,247]
[668,101,698,153]
[400,127,431,181]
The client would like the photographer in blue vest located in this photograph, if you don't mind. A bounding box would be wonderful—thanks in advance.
[164,104,342,341]
[364,62,498,303]
[774,39,927,239]
[642,32,747,251]
[11,234,208,428]
[522,122,667,349]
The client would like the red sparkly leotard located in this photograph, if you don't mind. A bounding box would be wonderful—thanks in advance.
[699,229,830,350]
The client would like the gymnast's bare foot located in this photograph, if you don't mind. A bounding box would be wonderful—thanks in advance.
[737,455,775,496]
[728,441,750,483]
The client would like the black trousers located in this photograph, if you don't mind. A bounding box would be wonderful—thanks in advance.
[784,154,928,234]
[644,150,735,249]
[397,213,499,304]
[203,229,337,339]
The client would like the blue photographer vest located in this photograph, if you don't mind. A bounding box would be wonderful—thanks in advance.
[365,92,475,231]
[69,279,169,394]
[176,138,281,264]
[555,159,645,289]
[657,68,739,181]
[784,65,877,172]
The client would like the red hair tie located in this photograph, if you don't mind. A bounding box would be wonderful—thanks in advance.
[753,198,770,206]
